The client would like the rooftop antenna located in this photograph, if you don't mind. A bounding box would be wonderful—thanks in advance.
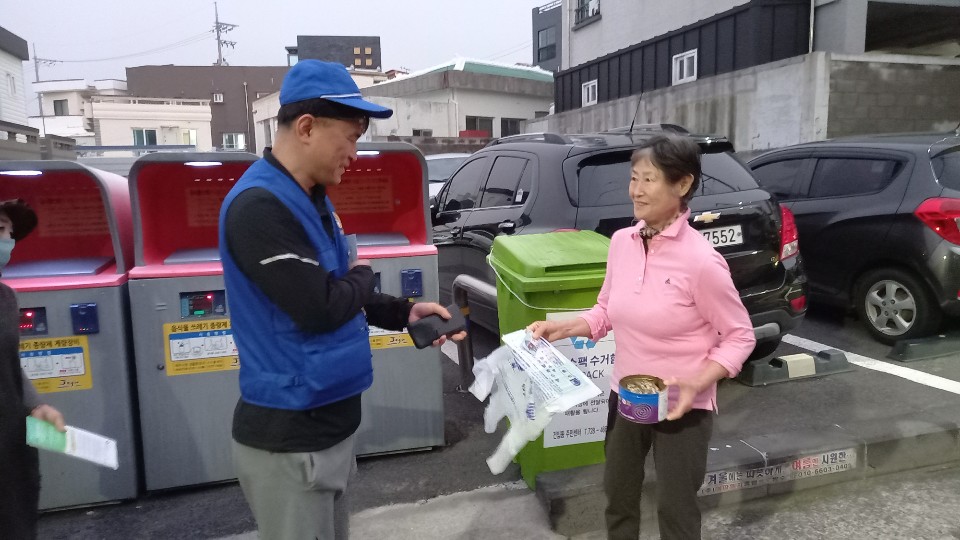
[627,91,644,134]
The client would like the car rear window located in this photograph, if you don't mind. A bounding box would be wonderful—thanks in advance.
[575,151,759,207]
[575,152,632,207]
[808,158,901,198]
[932,148,960,191]
[697,154,760,196]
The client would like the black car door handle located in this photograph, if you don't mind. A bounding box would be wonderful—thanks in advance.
[497,221,517,234]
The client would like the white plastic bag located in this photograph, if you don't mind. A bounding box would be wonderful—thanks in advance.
[470,330,602,474]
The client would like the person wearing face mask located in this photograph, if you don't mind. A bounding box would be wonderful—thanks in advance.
[0,199,66,540]
[527,136,755,540]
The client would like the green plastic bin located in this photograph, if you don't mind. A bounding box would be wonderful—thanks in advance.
[488,230,611,488]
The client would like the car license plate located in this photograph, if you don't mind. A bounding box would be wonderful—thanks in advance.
[700,225,743,247]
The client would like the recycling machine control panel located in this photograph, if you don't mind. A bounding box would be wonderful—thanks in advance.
[180,290,227,319]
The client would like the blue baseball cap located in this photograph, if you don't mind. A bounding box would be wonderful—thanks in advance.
[279,60,393,119]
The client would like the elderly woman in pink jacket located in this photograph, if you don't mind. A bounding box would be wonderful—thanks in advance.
[529,134,756,540]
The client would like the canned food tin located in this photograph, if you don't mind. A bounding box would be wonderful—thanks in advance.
[617,375,668,424]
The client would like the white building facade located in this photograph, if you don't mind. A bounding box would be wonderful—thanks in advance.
[29,79,213,153]
[0,26,29,126]
[251,59,553,155]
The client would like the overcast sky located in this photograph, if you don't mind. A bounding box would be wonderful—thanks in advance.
[2,0,549,84]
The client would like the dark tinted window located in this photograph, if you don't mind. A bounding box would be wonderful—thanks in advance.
[697,154,759,196]
[517,160,533,204]
[576,151,632,207]
[932,149,960,191]
[752,159,806,199]
[809,158,900,198]
[480,156,529,208]
[441,158,488,212]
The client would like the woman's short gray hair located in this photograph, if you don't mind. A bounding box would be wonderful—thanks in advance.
[631,134,701,207]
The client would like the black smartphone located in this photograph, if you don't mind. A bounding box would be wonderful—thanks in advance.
[408,303,467,349]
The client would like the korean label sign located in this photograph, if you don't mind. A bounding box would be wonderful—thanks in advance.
[543,311,616,448]
[20,335,93,393]
[368,325,414,350]
[698,448,858,496]
[163,319,238,376]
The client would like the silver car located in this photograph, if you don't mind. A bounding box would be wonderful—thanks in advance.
[426,153,471,198]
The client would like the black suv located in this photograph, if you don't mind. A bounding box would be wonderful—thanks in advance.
[748,132,960,344]
[432,126,808,359]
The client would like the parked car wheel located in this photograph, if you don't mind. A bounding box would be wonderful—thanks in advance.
[854,268,942,344]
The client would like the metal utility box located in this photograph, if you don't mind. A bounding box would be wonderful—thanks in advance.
[329,143,444,455]
[127,153,256,491]
[0,161,139,509]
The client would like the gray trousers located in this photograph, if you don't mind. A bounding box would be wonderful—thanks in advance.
[604,391,713,540]
[233,435,356,540]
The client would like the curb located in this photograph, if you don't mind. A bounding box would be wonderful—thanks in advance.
[536,409,960,536]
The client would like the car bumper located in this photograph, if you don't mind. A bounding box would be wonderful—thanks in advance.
[751,308,804,342]
[922,240,960,316]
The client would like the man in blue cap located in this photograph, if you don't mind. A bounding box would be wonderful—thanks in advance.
[219,60,463,540]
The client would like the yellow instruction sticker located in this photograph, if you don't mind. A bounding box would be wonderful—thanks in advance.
[369,333,414,350]
[368,325,414,349]
[20,336,93,393]
[163,319,239,376]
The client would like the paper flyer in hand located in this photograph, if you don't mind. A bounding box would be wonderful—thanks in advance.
[26,416,119,470]
[501,329,602,412]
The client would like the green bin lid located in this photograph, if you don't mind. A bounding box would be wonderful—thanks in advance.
[488,230,610,292]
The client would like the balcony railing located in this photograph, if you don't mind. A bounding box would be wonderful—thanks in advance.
[538,0,561,14]
[91,96,210,107]
[574,0,600,25]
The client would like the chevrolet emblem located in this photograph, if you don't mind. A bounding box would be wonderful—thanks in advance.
[693,211,721,224]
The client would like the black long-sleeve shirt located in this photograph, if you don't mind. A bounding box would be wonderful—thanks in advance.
[226,149,413,452]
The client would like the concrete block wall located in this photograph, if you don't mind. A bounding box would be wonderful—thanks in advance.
[371,135,490,156]
[532,53,830,153]
[827,54,960,138]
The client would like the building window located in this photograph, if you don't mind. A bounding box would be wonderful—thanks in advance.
[365,47,372,55]
[537,27,557,62]
[364,58,372,67]
[262,121,273,147]
[354,58,362,66]
[501,118,523,137]
[133,128,158,146]
[672,49,698,85]
[582,80,598,106]
[412,129,433,137]
[465,116,494,136]
[574,0,600,25]
[6,73,15,95]
[287,53,299,66]
[53,99,69,116]
[213,92,224,103]
[180,128,198,147]
[222,133,246,150]
[354,47,361,54]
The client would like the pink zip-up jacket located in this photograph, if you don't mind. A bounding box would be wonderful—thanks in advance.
[579,209,756,412]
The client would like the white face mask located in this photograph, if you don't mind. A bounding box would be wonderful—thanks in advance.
[0,238,14,268]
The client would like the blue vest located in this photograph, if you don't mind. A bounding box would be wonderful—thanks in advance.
[219,158,373,410]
